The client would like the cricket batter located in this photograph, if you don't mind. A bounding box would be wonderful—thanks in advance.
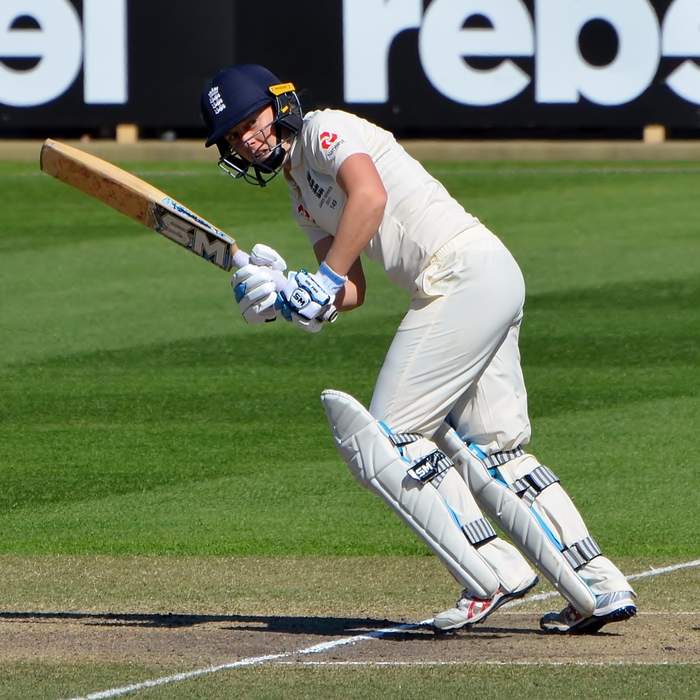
[201,64,637,633]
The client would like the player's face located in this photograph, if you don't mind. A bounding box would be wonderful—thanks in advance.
[225,106,277,165]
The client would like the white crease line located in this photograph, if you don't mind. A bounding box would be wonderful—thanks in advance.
[635,611,699,615]
[66,558,700,700]
[495,611,698,616]
[66,619,432,700]
[272,660,700,667]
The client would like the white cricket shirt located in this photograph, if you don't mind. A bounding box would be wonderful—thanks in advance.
[285,109,479,292]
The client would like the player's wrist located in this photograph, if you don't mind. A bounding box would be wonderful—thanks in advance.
[317,261,347,295]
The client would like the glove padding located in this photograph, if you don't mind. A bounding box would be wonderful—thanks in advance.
[231,264,277,324]
[276,302,325,334]
[277,263,346,332]
[280,270,334,321]
[249,243,287,272]
[231,243,288,325]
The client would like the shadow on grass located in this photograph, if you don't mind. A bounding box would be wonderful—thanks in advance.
[0,610,545,638]
[0,610,418,635]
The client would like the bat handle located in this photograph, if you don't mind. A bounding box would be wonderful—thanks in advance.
[233,249,338,323]
[321,306,338,323]
[232,248,252,269]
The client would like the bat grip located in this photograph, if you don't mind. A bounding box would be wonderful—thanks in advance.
[234,249,338,323]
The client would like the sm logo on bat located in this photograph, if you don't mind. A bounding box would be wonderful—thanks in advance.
[154,206,234,271]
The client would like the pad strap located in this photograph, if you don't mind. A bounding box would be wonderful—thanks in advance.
[480,447,525,468]
[462,517,497,547]
[467,442,525,467]
[512,465,559,505]
[407,449,453,483]
[388,431,423,448]
[562,536,602,570]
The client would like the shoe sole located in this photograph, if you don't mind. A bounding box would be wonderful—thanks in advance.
[541,605,637,635]
[568,605,637,635]
[433,576,539,633]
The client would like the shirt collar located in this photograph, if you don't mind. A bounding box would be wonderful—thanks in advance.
[288,112,311,170]
[287,132,302,170]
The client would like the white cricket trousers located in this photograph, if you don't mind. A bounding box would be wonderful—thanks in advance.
[370,223,529,449]
[370,223,539,595]
[370,223,632,598]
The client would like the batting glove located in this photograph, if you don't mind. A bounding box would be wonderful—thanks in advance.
[249,243,287,272]
[231,264,278,324]
[278,262,346,326]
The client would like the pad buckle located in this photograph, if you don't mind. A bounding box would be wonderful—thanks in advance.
[562,536,602,570]
[462,517,498,547]
[513,465,560,504]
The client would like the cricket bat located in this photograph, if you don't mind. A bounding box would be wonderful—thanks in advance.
[39,138,254,272]
[39,139,337,322]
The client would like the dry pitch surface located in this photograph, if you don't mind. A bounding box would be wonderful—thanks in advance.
[0,556,697,697]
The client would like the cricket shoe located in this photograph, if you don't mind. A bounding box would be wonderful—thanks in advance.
[432,576,539,632]
[539,590,637,634]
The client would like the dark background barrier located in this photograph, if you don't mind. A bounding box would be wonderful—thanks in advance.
[1,0,699,138]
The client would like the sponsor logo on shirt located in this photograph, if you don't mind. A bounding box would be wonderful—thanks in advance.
[320,131,338,149]
[306,172,339,210]
[297,203,317,224]
[319,130,345,157]
[307,171,325,198]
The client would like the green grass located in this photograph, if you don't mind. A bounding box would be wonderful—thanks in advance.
[1,159,699,698]
[107,665,700,700]
[1,160,698,560]
[1,662,698,700]
[0,554,697,616]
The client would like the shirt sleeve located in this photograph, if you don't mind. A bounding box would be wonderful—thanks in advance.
[302,110,369,177]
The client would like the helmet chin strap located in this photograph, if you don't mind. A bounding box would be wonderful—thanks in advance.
[246,125,293,185]
[218,130,293,187]
[255,125,287,173]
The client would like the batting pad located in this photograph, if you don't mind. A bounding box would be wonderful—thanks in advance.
[435,425,596,616]
[321,389,500,597]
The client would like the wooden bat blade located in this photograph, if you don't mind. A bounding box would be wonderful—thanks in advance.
[40,139,242,271]
[40,138,164,227]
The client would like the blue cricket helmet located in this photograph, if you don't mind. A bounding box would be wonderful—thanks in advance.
[202,64,281,147]
[201,64,303,186]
